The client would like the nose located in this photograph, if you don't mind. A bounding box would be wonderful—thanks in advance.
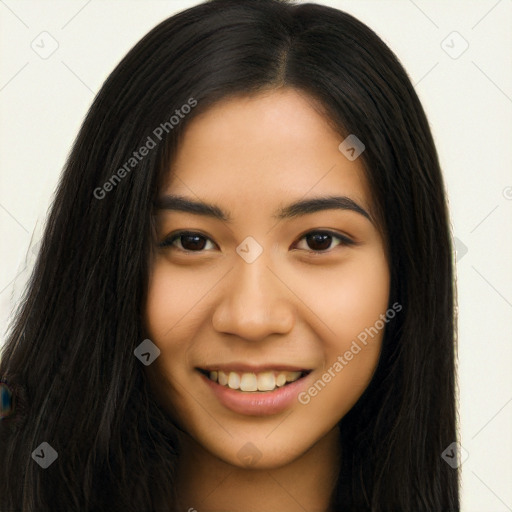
[211,254,295,342]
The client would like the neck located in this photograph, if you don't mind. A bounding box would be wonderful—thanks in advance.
[174,426,341,511]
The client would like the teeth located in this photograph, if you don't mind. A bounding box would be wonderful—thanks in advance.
[218,371,228,386]
[228,372,240,389]
[240,373,258,391]
[285,371,301,382]
[257,371,275,391]
[276,373,286,387]
[206,369,304,392]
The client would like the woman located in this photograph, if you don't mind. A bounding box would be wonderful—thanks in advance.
[0,0,459,509]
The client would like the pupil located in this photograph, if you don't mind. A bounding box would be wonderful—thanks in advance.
[307,233,331,251]
[178,233,333,251]
[182,235,206,251]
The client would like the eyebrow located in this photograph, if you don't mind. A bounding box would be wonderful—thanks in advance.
[154,194,372,223]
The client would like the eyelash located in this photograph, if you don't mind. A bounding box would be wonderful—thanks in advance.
[158,230,356,254]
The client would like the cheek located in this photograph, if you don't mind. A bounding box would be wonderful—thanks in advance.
[143,264,207,412]
[292,249,389,409]
[144,263,215,342]
[295,248,390,347]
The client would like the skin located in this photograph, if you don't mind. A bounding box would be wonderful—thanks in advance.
[144,88,390,511]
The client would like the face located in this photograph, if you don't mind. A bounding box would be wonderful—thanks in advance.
[144,88,390,469]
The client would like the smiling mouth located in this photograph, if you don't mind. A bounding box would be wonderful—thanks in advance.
[197,368,311,392]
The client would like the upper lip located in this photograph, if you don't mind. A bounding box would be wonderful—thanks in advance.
[197,363,312,373]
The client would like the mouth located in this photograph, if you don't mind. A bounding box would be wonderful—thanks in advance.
[196,365,314,416]
[197,368,311,393]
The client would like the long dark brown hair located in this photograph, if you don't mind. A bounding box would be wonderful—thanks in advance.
[0,0,459,509]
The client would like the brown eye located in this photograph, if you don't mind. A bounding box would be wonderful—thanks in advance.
[159,230,354,254]
[305,233,333,251]
[294,230,354,253]
[159,232,216,252]
[179,234,207,251]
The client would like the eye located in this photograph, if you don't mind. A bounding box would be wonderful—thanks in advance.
[159,229,355,254]
[159,231,216,252]
[293,230,355,253]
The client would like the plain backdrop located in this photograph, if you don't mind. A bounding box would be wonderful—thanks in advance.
[1,1,511,510]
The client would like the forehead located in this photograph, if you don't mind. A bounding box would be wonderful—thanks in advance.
[162,88,372,215]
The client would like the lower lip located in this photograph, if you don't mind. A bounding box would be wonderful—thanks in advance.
[199,372,310,416]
